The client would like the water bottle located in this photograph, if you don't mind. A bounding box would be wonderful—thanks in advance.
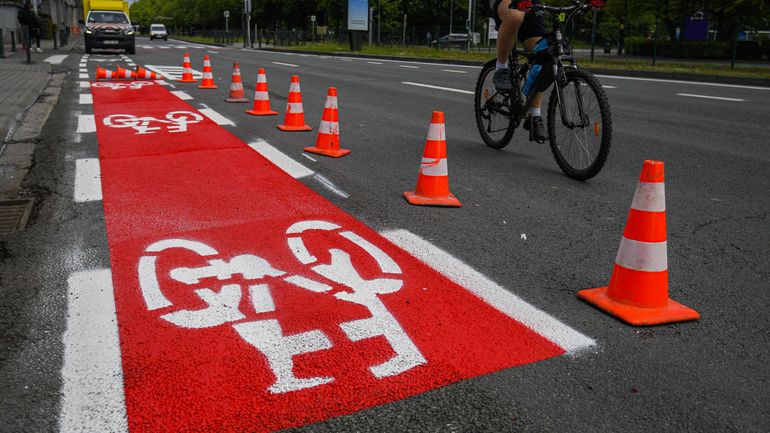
[522,64,542,97]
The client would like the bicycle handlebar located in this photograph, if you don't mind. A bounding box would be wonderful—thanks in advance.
[510,0,586,14]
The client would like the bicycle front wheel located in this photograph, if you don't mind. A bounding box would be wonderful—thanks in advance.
[475,60,517,149]
[547,68,612,181]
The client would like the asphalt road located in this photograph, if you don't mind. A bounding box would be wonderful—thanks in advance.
[1,37,768,432]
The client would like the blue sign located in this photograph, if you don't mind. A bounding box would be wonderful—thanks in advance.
[348,0,369,31]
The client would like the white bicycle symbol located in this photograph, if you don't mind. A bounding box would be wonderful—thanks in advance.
[103,111,204,134]
[92,81,155,91]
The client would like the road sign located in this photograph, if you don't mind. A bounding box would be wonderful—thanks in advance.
[89,83,585,432]
[223,10,230,18]
[311,15,316,22]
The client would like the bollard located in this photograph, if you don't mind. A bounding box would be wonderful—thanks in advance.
[0,29,5,58]
[53,24,58,50]
[11,30,16,52]
[24,25,31,64]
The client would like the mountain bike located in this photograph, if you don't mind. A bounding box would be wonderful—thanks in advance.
[474,0,612,181]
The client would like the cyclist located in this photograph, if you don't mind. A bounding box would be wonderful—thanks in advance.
[488,0,548,141]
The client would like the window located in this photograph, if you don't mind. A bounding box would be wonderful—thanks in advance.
[88,12,130,24]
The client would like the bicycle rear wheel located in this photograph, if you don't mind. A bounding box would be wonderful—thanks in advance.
[475,60,517,149]
[547,68,612,181]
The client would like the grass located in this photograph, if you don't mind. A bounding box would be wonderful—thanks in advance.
[277,41,770,79]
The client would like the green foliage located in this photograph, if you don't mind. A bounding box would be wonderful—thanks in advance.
[625,36,769,60]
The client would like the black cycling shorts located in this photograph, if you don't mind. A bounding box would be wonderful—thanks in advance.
[489,0,547,43]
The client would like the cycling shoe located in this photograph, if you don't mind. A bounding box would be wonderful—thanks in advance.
[492,69,513,93]
[524,115,548,143]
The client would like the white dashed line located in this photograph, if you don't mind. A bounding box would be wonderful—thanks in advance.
[74,158,102,202]
[381,230,596,354]
[272,61,299,67]
[302,153,317,162]
[367,61,383,65]
[60,269,128,433]
[596,74,770,91]
[399,65,420,69]
[199,107,235,126]
[676,93,744,102]
[248,139,314,179]
[313,173,349,199]
[79,81,90,88]
[402,81,474,95]
[79,73,89,79]
[170,90,193,100]
[76,114,96,133]
[79,94,93,105]
[207,50,219,54]
[442,69,467,74]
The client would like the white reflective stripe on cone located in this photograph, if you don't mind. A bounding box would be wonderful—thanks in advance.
[420,158,449,177]
[231,83,243,90]
[427,123,446,141]
[325,96,338,108]
[290,82,301,92]
[255,91,269,101]
[287,102,303,113]
[203,72,213,79]
[631,182,666,213]
[257,74,267,83]
[318,120,338,135]
[615,237,668,272]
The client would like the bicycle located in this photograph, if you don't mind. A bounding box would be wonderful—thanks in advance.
[474,0,612,181]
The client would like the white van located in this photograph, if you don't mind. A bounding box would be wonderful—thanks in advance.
[150,24,168,41]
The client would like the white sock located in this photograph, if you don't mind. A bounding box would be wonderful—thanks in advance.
[496,61,508,70]
[529,107,541,117]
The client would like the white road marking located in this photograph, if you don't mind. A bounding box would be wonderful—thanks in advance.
[76,114,96,133]
[79,73,89,79]
[156,80,171,86]
[207,50,219,54]
[596,74,770,91]
[381,229,596,354]
[399,65,419,69]
[144,65,202,81]
[79,94,93,105]
[159,46,171,49]
[248,139,314,179]
[79,81,90,88]
[79,68,88,73]
[44,54,69,64]
[313,174,349,199]
[170,90,193,100]
[60,269,128,433]
[340,59,353,62]
[74,158,102,202]
[199,108,235,126]
[367,61,383,65]
[272,61,299,67]
[676,93,745,102]
[302,153,317,162]
[402,81,474,95]
[442,69,467,74]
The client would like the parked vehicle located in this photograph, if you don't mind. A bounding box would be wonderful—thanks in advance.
[432,33,469,49]
[149,24,168,41]
[83,0,135,54]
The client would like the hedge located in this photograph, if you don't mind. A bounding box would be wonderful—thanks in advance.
[625,36,770,61]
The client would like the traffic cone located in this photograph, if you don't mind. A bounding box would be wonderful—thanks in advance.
[116,65,137,80]
[403,112,461,207]
[225,62,249,103]
[277,75,311,131]
[245,68,278,116]
[198,55,218,89]
[135,66,160,80]
[96,65,117,80]
[178,52,197,83]
[304,87,350,158]
[578,160,700,326]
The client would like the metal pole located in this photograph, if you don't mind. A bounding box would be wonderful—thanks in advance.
[0,30,5,59]
[731,37,737,69]
[590,8,597,61]
[368,7,373,45]
[652,15,659,66]
[377,0,381,44]
[466,0,471,52]
[11,30,16,52]
[25,26,31,64]
[402,14,406,46]
[449,0,453,34]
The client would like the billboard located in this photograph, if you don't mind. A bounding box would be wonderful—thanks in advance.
[348,0,369,31]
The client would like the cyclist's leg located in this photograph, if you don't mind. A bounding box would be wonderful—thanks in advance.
[522,36,547,141]
[492,0,524,91]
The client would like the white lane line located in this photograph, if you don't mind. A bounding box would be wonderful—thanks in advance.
[207,50,219,54]
[159,46,171,49]
[272,61,299,67]
[367,61,383,65]
[382,230,596,354]
[340,59,353,62]
[199,108,235,126]
[76,114,96,133]
[79,81,90,88]
[170,90,193,100]
[74,158,102,202]
[156,80,172,86]
[676,93,745,102]
[60,269,128,433]
[399,65,420,69]
[596,74,770,91]
[44,54,69,64]
[402,81,474,95]
[79,94,93,105]
[79,73,89,79]
[248,139,314,179]
[442,69,467,74]
[302,153,317,162]
[79,68,88,73]
[313,174,349,199]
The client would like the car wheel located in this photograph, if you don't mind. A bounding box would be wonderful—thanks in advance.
[85,45,92,54]
[127,44,136,55]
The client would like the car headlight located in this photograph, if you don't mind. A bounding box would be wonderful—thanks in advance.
[126,29,134,35]
[85,28,92,34]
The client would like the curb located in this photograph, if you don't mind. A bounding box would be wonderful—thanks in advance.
[169,37,226,48]
[257,47,770,87]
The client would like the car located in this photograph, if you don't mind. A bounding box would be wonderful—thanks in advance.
[149,24,168,41]
[432,33,469,49]
[84,10,135,54]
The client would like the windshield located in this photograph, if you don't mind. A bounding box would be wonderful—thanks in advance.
[87,12,129,24]
[151,25,166,31]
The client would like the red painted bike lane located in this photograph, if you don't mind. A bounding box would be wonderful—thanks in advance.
[92,81,565,433]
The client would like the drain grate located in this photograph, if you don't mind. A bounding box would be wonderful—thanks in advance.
[0,198,34,235]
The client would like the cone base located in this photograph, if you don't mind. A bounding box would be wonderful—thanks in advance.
[245,109,278,116]
[226,97,250,103]
[403,191,461,207]
[577,287,700,326]
[177,78,198,83]
[304,146,350,158]
[277,124,312,132]
[198,84,218,89]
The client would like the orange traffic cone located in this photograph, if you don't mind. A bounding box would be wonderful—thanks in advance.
[403,112,461,207]
[578,160,700,326]
[135,66,160,80]
[116,65,137,80]
[277,75,311,131]
[178,52,197,83]
[245,68,278,116]
[225,62,249,103]
[198,55,218,89]
[96,65,117,80]
[304,87,350,158]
